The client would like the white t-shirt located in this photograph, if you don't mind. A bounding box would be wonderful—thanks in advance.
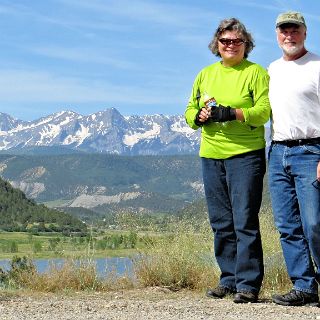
[268,51,320,141]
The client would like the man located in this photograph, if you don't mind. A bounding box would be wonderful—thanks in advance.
[268,11,320,307]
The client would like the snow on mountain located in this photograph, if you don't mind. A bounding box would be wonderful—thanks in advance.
[0,112,24,132]
[0,108,200,155]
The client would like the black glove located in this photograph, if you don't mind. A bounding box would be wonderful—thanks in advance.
[210,105,236,122]
[194,108,209,126]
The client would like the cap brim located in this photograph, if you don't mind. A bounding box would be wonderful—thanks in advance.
[276,21,304,27]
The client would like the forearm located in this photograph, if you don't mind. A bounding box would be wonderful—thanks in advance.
[241,98,270,126]
[235,109,245,122]
[185,101,202,129]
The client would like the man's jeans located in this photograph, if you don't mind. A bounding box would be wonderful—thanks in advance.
[268,143,320,294]
[202,149,265,294]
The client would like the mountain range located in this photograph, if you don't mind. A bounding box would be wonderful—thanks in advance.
[0,108,270,220]
[0,109,200,155]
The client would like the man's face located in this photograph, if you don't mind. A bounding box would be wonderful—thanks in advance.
[277,24,306,57]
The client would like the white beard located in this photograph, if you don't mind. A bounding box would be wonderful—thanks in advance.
[280,43,304,57]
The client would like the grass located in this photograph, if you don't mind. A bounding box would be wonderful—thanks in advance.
[134,219,217,291]
[133,208,292,297]
[0,208,293,296]
[259,205,292,296]
[0,256,134,292]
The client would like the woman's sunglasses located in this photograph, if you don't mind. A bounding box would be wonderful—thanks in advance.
[218,38,246,46]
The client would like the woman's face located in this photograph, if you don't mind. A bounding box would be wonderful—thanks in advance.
[218,30,245,66]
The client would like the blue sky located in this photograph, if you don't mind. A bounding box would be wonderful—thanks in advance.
[0,0,320,120]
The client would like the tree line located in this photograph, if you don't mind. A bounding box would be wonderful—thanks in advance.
[0,178,86,233]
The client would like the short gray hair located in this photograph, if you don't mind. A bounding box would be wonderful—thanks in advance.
[208,18,255,58]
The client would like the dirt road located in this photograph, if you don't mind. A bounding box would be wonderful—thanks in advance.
[0,288,320,320]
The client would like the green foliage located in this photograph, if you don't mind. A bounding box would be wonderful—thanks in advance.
[32,241,42,254]
[1,241,19,253]
[9,241,18,253]
[0,231,139,260]
[0,177,87,233]
[47,237,61,251]
[0,256,36,288]
[98,232,138,250]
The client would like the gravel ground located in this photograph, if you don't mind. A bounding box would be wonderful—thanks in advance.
[0,288,320,320]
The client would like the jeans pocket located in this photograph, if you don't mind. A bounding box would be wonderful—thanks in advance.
[312,179,320,190]
[302,143,320,155]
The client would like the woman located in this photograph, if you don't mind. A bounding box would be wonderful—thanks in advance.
[185,18,270,303]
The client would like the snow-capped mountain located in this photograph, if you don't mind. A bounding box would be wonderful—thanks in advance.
[0,109,200,155]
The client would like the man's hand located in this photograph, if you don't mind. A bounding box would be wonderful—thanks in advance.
[317,161,320,181]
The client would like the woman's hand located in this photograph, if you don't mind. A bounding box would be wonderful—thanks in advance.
[195,107,211,126]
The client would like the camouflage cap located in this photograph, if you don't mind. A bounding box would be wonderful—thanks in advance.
[276,11,306,28]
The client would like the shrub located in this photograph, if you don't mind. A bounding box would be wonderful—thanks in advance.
[0,256,37,288]
[0,256,135,292]
[133,219,218,291]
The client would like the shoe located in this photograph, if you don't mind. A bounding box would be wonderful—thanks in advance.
[272,289,319,306]
[233,292,258,303]
[206,285,235,299]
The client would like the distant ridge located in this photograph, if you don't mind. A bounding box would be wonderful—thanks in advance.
[0,153,203,216]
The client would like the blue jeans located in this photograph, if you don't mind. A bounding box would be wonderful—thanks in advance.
[202,149,265,294]
[268,143,320,294]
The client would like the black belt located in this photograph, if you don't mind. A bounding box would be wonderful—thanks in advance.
[272,137,320,147]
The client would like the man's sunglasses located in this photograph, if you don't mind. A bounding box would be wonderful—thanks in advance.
[218,38,246,46]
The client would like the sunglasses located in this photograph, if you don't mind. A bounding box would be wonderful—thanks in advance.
[218,38,246,46]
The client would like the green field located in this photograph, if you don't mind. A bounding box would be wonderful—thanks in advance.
[0,230,145,259]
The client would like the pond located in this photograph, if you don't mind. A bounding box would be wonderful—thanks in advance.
[0,256,134,278]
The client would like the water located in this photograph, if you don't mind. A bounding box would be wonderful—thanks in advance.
[0,256,134,278]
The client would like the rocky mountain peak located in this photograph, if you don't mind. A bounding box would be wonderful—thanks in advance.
[0,108,200,155]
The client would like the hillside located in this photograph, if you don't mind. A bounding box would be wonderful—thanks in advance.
[0,154,203,217]
[0,177,87,233]
[0,153,272,225]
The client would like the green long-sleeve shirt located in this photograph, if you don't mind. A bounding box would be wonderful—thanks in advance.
[185,59,271,159]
